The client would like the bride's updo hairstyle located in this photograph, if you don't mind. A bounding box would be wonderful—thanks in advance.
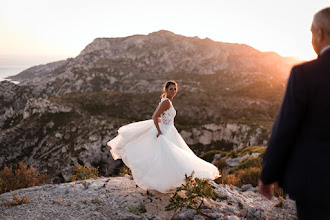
[160,80,178,98]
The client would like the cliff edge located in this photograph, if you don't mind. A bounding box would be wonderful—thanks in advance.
[0,176,297,219]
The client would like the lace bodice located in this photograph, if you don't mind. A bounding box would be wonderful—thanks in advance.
[159,98,176,125]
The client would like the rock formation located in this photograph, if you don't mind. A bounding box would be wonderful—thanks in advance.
[0,176,297,219]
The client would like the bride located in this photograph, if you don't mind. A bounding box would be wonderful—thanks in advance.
[107,81,220,193]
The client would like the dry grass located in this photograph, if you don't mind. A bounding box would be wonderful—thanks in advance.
[0,161,46,194]
[217,147,264,187]
[236,167,261,187]
[221,163,261,187]
[69,163,99,182]
[237,146,266,157]
[2,193,30,206]
[119,165,132,176]
[199,150,228,163]
[214,158,227,171]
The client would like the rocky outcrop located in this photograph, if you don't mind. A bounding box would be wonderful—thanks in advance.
[0,176,297,219]
[0,81,33,129]
[23,98,72,119]
[0,97,122,183]
[180,124,269,150]
[225,153,260,169]
[8,59,69,82]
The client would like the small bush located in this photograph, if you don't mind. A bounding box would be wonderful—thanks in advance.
[119,165,132,176]
[0,161,46,194]
[2,193,30,206]
[199,150,227,163]
[69,163,99,181]
[231,156,262,173]
[228,150,238,158]
[221,174,241,186]
[91,199,102,205]
[214,158,227,171]
[165,171,218,217]
[236,167,261,187]
[128,205,146,215]
[216,146,265,188]
[237,146,266,157]
[222,158,262,187]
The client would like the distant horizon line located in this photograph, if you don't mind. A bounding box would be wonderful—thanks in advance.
[0,51,308,60]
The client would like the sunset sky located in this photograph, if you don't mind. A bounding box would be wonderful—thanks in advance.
[1,0,329,67]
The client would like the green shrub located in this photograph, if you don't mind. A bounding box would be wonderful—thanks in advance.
[119,165,132,176]
[69,163,99,181]
[237,146,266,157]
[221,147,264,187]
[165,171,218,217]
[228,150,238,158]
[221,174,241,186]
[221,167,261,187]
[128,205,146,215]
[236,167,261,187]
[231,156,262,173]
[214,158,227,171]
[0,161,46,194]
[199,150,227,163]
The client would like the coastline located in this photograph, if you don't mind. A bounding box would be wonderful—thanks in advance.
[0,66,26,84]
[0,78,20,84]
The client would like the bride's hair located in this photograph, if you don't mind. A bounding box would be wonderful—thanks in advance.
[160,80,178,99]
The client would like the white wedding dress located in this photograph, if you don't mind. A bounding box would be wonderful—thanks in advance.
[107,98,220,193]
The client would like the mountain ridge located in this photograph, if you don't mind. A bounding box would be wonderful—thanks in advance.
[1,30,302,183]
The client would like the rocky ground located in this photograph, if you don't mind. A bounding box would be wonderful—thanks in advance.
[0,176,297,220]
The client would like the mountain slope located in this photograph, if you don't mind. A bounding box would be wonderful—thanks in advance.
[9,30,298,99]
[1,30,302,183]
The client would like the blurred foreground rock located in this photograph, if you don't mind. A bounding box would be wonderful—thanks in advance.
[0,176,297,220]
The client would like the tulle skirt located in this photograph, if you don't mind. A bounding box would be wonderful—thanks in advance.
[107,119,220,193]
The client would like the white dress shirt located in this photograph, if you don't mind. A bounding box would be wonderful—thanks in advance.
[320,44,330,55]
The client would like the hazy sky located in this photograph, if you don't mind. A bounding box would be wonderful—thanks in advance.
[1,0,329,64]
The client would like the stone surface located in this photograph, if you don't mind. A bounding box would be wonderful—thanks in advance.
[181,124,268,151]
[226,153,260,169]
[23,98,72,119]
[0,176,297,220]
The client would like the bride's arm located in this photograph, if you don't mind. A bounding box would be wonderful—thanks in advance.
[152,100,171,137]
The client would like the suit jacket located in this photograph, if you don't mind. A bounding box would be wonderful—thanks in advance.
[261,48,330,203]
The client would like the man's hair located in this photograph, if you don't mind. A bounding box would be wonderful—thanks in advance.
[314,7,330,37]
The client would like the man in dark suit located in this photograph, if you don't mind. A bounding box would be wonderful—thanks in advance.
[259,7,330,220]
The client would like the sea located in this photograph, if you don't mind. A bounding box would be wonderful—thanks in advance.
[0,66,29,84]
[0,54,72,84]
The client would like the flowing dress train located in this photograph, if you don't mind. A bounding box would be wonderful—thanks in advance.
[107,98,220,193]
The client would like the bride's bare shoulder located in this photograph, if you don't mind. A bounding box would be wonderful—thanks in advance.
[159,98,171,108]
[155,98,170,112]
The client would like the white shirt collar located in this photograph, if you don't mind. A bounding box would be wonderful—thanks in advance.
[320,45,330,55]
